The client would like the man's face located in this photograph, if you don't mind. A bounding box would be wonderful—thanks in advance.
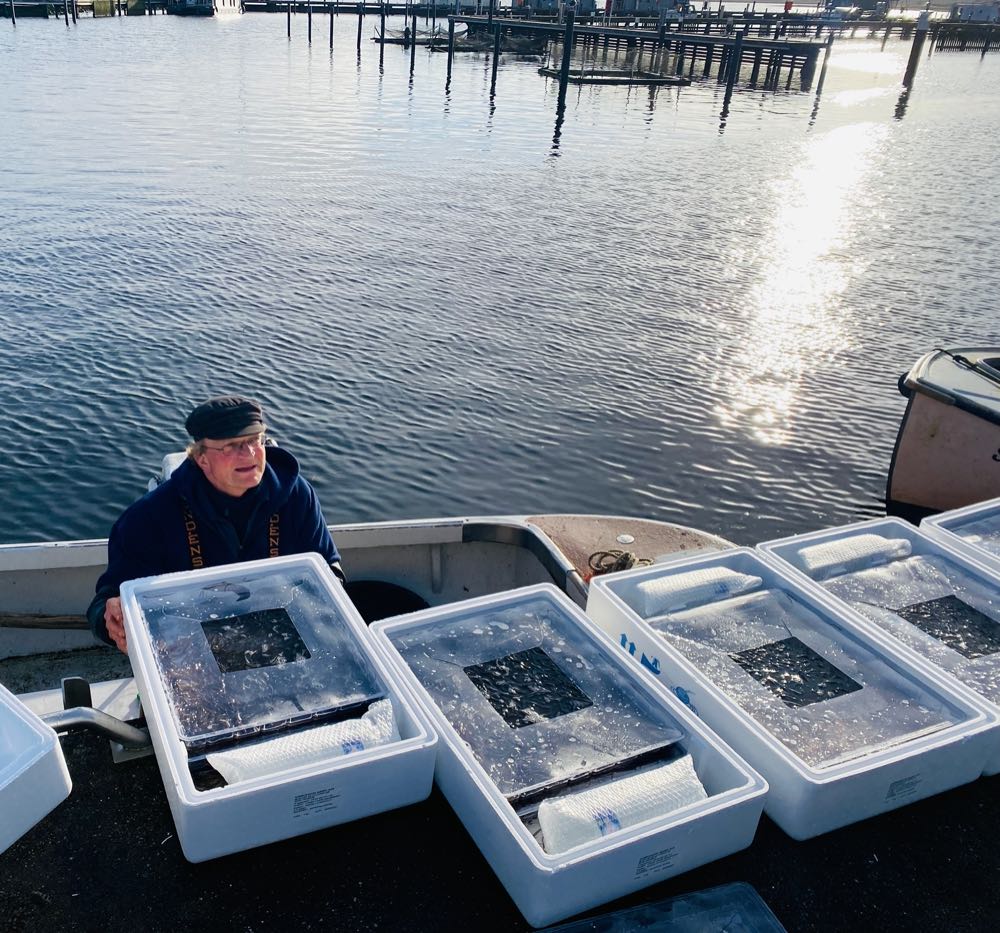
[195,432,266,497]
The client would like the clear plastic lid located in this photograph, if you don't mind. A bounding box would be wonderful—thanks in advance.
[641,583,964,769]
[129,560,385,750]
[386,591,684,798]
[942,510,1000,559]
[816,550,1000,703]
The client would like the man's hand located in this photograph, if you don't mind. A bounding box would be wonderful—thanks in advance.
[104,597,128,654]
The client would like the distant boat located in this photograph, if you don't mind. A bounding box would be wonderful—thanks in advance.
[167,0,214,14]
[887,346,1000,520]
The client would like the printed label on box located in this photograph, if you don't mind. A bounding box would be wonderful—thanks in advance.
[292,786,340,819]
[634,845,677,879]
[885,773,922,803]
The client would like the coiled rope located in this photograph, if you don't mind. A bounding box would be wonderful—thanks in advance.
[587,550,653,579]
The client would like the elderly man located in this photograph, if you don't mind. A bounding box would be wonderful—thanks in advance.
[87,396,343,653]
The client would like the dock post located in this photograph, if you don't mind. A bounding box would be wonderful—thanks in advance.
[815,33,833,95]
[288,1,292,39]
[447,17,455,82]
[410,12,417,71]
[487,0,493,31]
[63,0,69,25]
[490,23,500,95]
[379,2,385,66]
[308,1,312,43]
[726,31,743,91]
[357,3,363,52]
[903,11,929,88]
[749,46,762,85]
[557,2,576,109]
[72,0,77,22]
[881,23,890,51]
[330,2,334,49]
[982,26,992,57]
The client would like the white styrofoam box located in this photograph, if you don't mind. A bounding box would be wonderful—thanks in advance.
[757,518,1000,775]
[370,583,768,929]
[0,681,72,853]
[921,496,1000,574]
[119,552,437,862]
[586,548,999,840]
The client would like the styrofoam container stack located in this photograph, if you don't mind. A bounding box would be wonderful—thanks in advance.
[0,681,72,854]
[370,584,768,929]
[120,553,437,862]
[585,548,999,840]
[921,496,1000,574]
[758,517,1000,775]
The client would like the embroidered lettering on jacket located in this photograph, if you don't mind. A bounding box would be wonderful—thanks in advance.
[182,505,279,567]
[269,513,280,557]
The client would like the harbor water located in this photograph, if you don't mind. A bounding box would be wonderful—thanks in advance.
[2,14,999,547]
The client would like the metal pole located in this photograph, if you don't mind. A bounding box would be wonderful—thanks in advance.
[903,11,929,88]
[330,2,335,49]
[490,23,500,94]
[487,0,493,31]
[64,0,70,25]
[308,1,312,42]
[357,2,363,51]
[8,0,15,26]
[72,0,77,22]
[379,2,385,65]
[288,0,292,39]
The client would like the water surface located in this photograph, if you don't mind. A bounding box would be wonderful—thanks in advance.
[2,15,999,546]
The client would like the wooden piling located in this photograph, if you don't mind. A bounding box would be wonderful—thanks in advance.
[557,5,575,109]
[356,3,363,52]
[379,2,385,66]
[330,2,334,50]
[446,17,454,82]
[71,0,77,22]
[903,12,929,88]
[308,1,312,43]
[63,0,69,24]
[490,24,500,95]
[287,0,291,39]
[726,32,743,90]
[409,12,416,71]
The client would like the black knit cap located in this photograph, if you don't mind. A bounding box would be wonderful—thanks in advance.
[185,396,266,441]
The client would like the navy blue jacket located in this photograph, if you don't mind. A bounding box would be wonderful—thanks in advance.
[87,446,341,645]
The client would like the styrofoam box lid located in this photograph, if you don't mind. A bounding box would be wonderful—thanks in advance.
[757,517,1000,705]
[922,496,1000,563]
[380,585,687,798]
[1,682,71,852]
[121,552,386,749]
[590,548,983,772]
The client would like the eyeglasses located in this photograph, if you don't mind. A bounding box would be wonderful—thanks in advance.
[201,433,267,457]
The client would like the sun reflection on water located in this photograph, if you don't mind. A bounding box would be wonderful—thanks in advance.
[714,122,888,446]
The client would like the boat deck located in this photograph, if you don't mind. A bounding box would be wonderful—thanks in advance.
[3,728,998,931]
